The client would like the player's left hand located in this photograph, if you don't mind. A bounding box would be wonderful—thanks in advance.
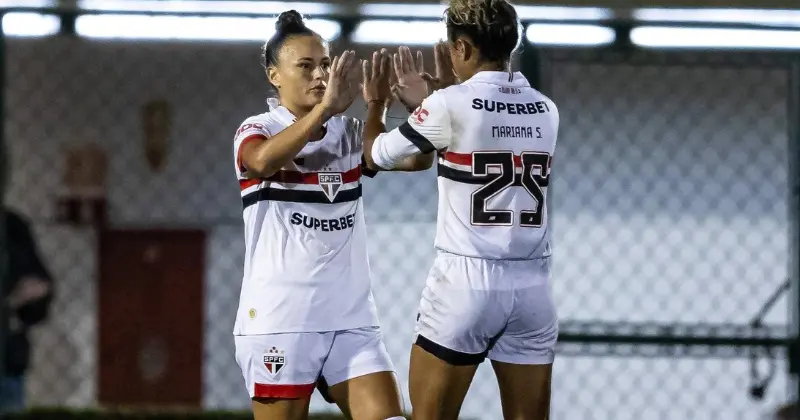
[362,49,392,106]
[390,46,428,111]
[421,41,457,91]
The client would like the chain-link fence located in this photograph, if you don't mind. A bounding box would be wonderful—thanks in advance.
[1,28,797,420]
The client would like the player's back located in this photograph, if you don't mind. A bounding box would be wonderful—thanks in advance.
[435,71,558,260]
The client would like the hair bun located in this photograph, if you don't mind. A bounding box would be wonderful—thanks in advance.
[276,10,306,33]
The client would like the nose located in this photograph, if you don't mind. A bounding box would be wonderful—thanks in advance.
[312,65,328,80]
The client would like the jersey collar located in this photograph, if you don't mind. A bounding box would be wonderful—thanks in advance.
[462,71,530,88]
[269,100,329,128]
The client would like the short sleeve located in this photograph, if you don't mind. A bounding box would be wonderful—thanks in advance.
[370,91,452,169]
[233,116,272,175]
[401,90,453,153]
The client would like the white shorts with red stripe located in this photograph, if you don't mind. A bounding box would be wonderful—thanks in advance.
[234,326,394,399]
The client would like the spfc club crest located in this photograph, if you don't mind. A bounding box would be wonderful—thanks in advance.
[263,347,285,376]
[318,172,343,202]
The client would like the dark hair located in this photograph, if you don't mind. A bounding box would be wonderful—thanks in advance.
[261,10,319,69]
[444,0,520,64]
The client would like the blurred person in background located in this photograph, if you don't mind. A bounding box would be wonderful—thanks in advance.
[366,0,559,418]
[0,146,54,413]
[230,10,431,420]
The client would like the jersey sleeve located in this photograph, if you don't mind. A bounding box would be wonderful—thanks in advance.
[371,90,452,170]
[233,116,273,175]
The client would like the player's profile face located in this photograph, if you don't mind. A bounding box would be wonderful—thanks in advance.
[273,35,331,110]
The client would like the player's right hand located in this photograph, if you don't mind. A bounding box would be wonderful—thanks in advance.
[320,50,362,117]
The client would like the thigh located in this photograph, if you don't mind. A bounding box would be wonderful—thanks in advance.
[409,344,478,420]
[323,327,402,420]
[491,360,552,420]
[235,333,333,420]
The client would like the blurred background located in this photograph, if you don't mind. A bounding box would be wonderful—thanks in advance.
[0,0,799,419]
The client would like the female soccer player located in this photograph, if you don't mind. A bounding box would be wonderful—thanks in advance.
[231,10,430,420]
[366,1,560,419]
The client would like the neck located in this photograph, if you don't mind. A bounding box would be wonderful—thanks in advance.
[476,60,507,74]
[282,102,313,119]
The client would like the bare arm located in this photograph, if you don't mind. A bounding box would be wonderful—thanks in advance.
[240,105,330,178]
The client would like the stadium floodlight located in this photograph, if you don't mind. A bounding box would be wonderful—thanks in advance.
[359,3,612,21]
[74,14,341,42]
[351,20,446,45]
[525,24,616,47]
[630,26,800,50]
[3,12,60,37]
[77,0,338,16]
[633,8,800,28]
[0,0,55,7]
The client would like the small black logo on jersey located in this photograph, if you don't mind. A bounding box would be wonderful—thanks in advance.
[318,173,343,202]
[294,158,305,165]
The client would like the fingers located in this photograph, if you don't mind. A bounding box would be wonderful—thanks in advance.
[397,47,408,75]
[362,58,370,85]
[371,50,380,80]
[439,42,454,75]
[401,46,415,74]
[330,55,340,81]
[380,49,391,79]
[334,50,356,77]
[392,53,402,80]
[416,50,425,74]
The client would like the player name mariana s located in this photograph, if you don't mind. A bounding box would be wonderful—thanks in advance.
[472,98,551,115]
[290,212,356,232]
[492,125,542,139]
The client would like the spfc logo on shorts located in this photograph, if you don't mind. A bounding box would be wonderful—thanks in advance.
[263,347,285,376]
[318,173,342,202]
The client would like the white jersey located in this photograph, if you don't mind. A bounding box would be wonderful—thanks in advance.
[232,105,379,335]
[372,71,559,260]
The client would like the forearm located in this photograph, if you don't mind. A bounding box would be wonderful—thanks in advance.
[247,105,330,177]
[362,101,388,171]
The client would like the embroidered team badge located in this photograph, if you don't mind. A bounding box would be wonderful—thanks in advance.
[318,173,343,202]
[263,347,286,376]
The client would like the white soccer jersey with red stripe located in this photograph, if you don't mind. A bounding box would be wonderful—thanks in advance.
[232,105,379,335]
[372,71,559,260]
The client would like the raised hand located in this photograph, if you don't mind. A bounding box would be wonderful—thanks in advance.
[390,46,430,111]
[422,41,457,91]
[362,48,392,106]
[320,50,362,117]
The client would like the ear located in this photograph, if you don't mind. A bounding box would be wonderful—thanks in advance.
[266,66,280,89]
[456,38,475,62]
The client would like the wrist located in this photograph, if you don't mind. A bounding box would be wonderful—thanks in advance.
[314,103,334,123]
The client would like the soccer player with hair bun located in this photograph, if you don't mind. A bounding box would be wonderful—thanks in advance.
[230,10,431,420]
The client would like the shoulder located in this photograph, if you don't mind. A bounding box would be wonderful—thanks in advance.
[237,111,281,129]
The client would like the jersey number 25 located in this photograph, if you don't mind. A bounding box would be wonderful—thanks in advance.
[470,151,551,227]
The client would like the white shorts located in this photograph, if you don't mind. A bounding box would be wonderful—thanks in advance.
[234,326,395,399]
[415,252,558,365]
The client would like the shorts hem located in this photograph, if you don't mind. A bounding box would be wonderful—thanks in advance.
[323,363,396,387]
[415,334,486,366]
[252,382,316,399]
